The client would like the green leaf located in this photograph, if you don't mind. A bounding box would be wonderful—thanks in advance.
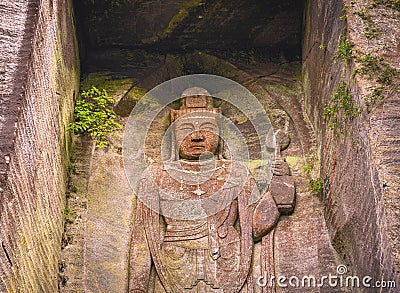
[68,86,121,148]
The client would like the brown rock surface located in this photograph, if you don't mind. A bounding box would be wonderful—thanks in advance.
[0,0,79,291]
[303,0,399,287]
[74,0,303,60]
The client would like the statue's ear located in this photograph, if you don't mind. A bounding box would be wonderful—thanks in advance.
[170,109,177,122]
[168,111,178,161]
[274,129,291,152]
[170,130,177,161]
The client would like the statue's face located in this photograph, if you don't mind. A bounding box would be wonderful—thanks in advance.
[174,114,219,160]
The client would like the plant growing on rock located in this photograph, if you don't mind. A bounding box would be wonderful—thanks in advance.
[309,178,324,194]
[333,7,353,63]
[333,32,353,63]
[353,9,378,39]
[69,86,122,148]
[368,0,400,10]
[352,52,398,110]
[323,82,361,136]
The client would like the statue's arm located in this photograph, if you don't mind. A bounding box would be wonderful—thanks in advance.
[128,201,152,293]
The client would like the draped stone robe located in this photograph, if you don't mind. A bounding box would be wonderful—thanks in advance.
[129,160,279,293]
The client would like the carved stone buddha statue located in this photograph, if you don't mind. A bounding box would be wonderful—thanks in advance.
[129,87,290,292]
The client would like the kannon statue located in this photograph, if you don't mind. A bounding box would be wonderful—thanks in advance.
[129,87,294,292]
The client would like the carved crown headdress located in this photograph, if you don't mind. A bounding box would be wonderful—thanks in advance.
[170,87,221,122]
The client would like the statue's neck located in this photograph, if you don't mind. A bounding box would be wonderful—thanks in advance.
[163,157,229,175]
[178,158,216,171]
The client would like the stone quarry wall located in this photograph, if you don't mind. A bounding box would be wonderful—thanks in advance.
[303,0,399,284]
[0,0,79,291]
[74,0,304,74]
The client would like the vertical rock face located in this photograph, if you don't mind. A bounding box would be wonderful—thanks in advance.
[75,0,303,52]
[303,0,399,284]
[74,0,304,73]
[0,0,79,291]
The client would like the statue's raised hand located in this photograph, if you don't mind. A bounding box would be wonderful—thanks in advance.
[272,158,290,176]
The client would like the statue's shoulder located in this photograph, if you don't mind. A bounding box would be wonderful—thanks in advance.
[138,163,164,184]
[222,160,251,179]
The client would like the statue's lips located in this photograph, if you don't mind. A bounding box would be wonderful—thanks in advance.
[190,145,205,150]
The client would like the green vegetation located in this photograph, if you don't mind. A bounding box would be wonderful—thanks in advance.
[323,82,361,136]
[69,86,122,148]
[376,65,397,85]
[353,9,378,38]
[354,53,383,77]
[165,0,203,34]
[302,158,324,194]
[340,7,347,22]
[354,53,396,85]
[332,3,398,116]
[68,162,76,174]
[303,163,314,175]
[352,53,397,110]
[333,7,353,63]
[64,207,75,224]
[368,0,400,10]
[333,33,352,63]
[333,9,353,64]
[354,0,400,40]
[309,178,324,194]
[365,86,384,111]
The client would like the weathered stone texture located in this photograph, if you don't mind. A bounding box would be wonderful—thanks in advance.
[85,138,134,293]
[0,0,79,291]
[303,0,399,286]
[74,0,304,73]
[0,0,38,187]
[75,0,303,52]
[59,136,93,292]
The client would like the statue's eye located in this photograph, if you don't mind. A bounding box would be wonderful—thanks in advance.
[200,123,217,132]
[176,124,194,132]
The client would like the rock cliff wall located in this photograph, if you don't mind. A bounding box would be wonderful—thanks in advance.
[74,0,304,73]
[303,0,399,284]
[0,0,79,291]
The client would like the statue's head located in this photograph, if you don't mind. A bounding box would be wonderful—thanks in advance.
[170,87,222,160]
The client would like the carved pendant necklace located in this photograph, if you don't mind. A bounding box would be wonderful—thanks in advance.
[192,181,206,196]
[164,162,226,174]
[179,177,206,196]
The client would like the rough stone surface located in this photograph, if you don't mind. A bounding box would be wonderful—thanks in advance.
[74,0,304,63]
[59,136,93,292]
[85,139,134,293]
[0,0,79,291]
[303,0,399,286]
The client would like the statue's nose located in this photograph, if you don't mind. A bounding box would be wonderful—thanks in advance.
[191,131,204,142]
